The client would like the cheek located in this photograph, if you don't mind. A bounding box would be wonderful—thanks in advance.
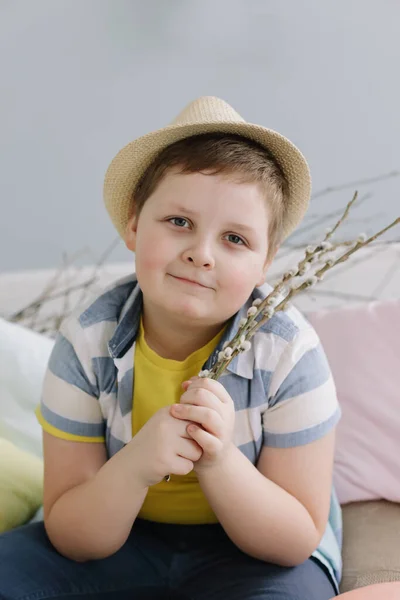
[135,230,173,273]
[221,259,263,288]
[218,262,262,308]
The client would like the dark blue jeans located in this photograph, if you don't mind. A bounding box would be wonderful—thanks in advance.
[0,519,337,600]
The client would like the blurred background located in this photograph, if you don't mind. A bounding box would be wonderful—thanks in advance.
[1,0,399,274]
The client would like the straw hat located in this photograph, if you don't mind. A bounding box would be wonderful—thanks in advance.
[103,96,311,241]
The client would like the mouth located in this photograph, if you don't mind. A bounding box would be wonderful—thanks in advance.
[169,275,211,289]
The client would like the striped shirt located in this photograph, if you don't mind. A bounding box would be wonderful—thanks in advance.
[37,273,342,592]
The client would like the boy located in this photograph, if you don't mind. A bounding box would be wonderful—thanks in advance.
[0,97,341,599]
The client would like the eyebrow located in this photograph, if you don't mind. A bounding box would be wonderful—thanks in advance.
[168,206,258,235]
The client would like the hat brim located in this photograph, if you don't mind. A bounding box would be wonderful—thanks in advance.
[103,120,311,241]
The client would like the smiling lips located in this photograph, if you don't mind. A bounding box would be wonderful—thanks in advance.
[170,275,211,289]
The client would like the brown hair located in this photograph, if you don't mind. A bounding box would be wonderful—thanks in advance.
[132,133,289,261]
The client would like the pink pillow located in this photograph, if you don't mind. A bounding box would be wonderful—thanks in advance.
[307,300,400,505]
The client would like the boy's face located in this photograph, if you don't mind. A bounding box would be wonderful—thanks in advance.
[125,170,275,329]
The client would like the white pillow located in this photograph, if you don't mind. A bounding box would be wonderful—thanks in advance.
[0,318,54,458]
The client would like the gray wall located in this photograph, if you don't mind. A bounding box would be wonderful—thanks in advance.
[1,0,399,272]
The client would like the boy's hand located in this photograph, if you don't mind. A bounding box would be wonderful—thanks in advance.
[129,406,203,488]
[170,377,235,473]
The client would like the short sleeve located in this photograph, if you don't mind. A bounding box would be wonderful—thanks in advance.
[35,313,105,443]
[262,326,341,448]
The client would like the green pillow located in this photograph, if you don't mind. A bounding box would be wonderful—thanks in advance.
[0,438,43,532]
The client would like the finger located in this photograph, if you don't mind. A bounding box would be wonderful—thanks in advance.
[170,404,223,437]
[175,417,201,439]
[180,387,223,415]
[178,438,203,462]
[181,376,199,391]
[182,377,233,405]
[186,424,221,456]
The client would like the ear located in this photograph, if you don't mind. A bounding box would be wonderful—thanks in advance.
[256,246,279,287]
[124,212,138,252]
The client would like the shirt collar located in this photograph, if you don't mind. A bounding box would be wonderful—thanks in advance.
[199,284,271,380]
[108,276,271,381]
[107,275,142,359]
[201,295,255,379]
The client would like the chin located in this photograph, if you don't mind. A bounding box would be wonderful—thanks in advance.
[173,305,208,321]
[166,297,211,321]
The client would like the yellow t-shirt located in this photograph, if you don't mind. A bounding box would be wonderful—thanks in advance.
[132,320,225,524]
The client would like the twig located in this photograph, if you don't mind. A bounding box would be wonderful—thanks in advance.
[74,237,120,310]
[199,192,399,381]
[6,237,121,336]
[8,277,98,322]
[302,289,380,303]
[371,248,400,297]
[288,193,371,241]
[311,170,400,200]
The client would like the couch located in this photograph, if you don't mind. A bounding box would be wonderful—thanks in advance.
[1,242,399,594]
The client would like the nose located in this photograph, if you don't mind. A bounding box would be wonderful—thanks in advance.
[182,240,215,269]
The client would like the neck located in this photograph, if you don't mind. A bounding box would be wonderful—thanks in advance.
[141,304,225,361]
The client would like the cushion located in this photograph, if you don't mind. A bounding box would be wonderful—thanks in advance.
[338,583,400,598]
[307,300,400,505]
[0,318,54,458]
[340,501,400,593]
[0,438,43,532]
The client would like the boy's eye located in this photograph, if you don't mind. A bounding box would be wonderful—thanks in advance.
[167,218,246,246]
[226,234,246,246]
[168,217,190,228]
